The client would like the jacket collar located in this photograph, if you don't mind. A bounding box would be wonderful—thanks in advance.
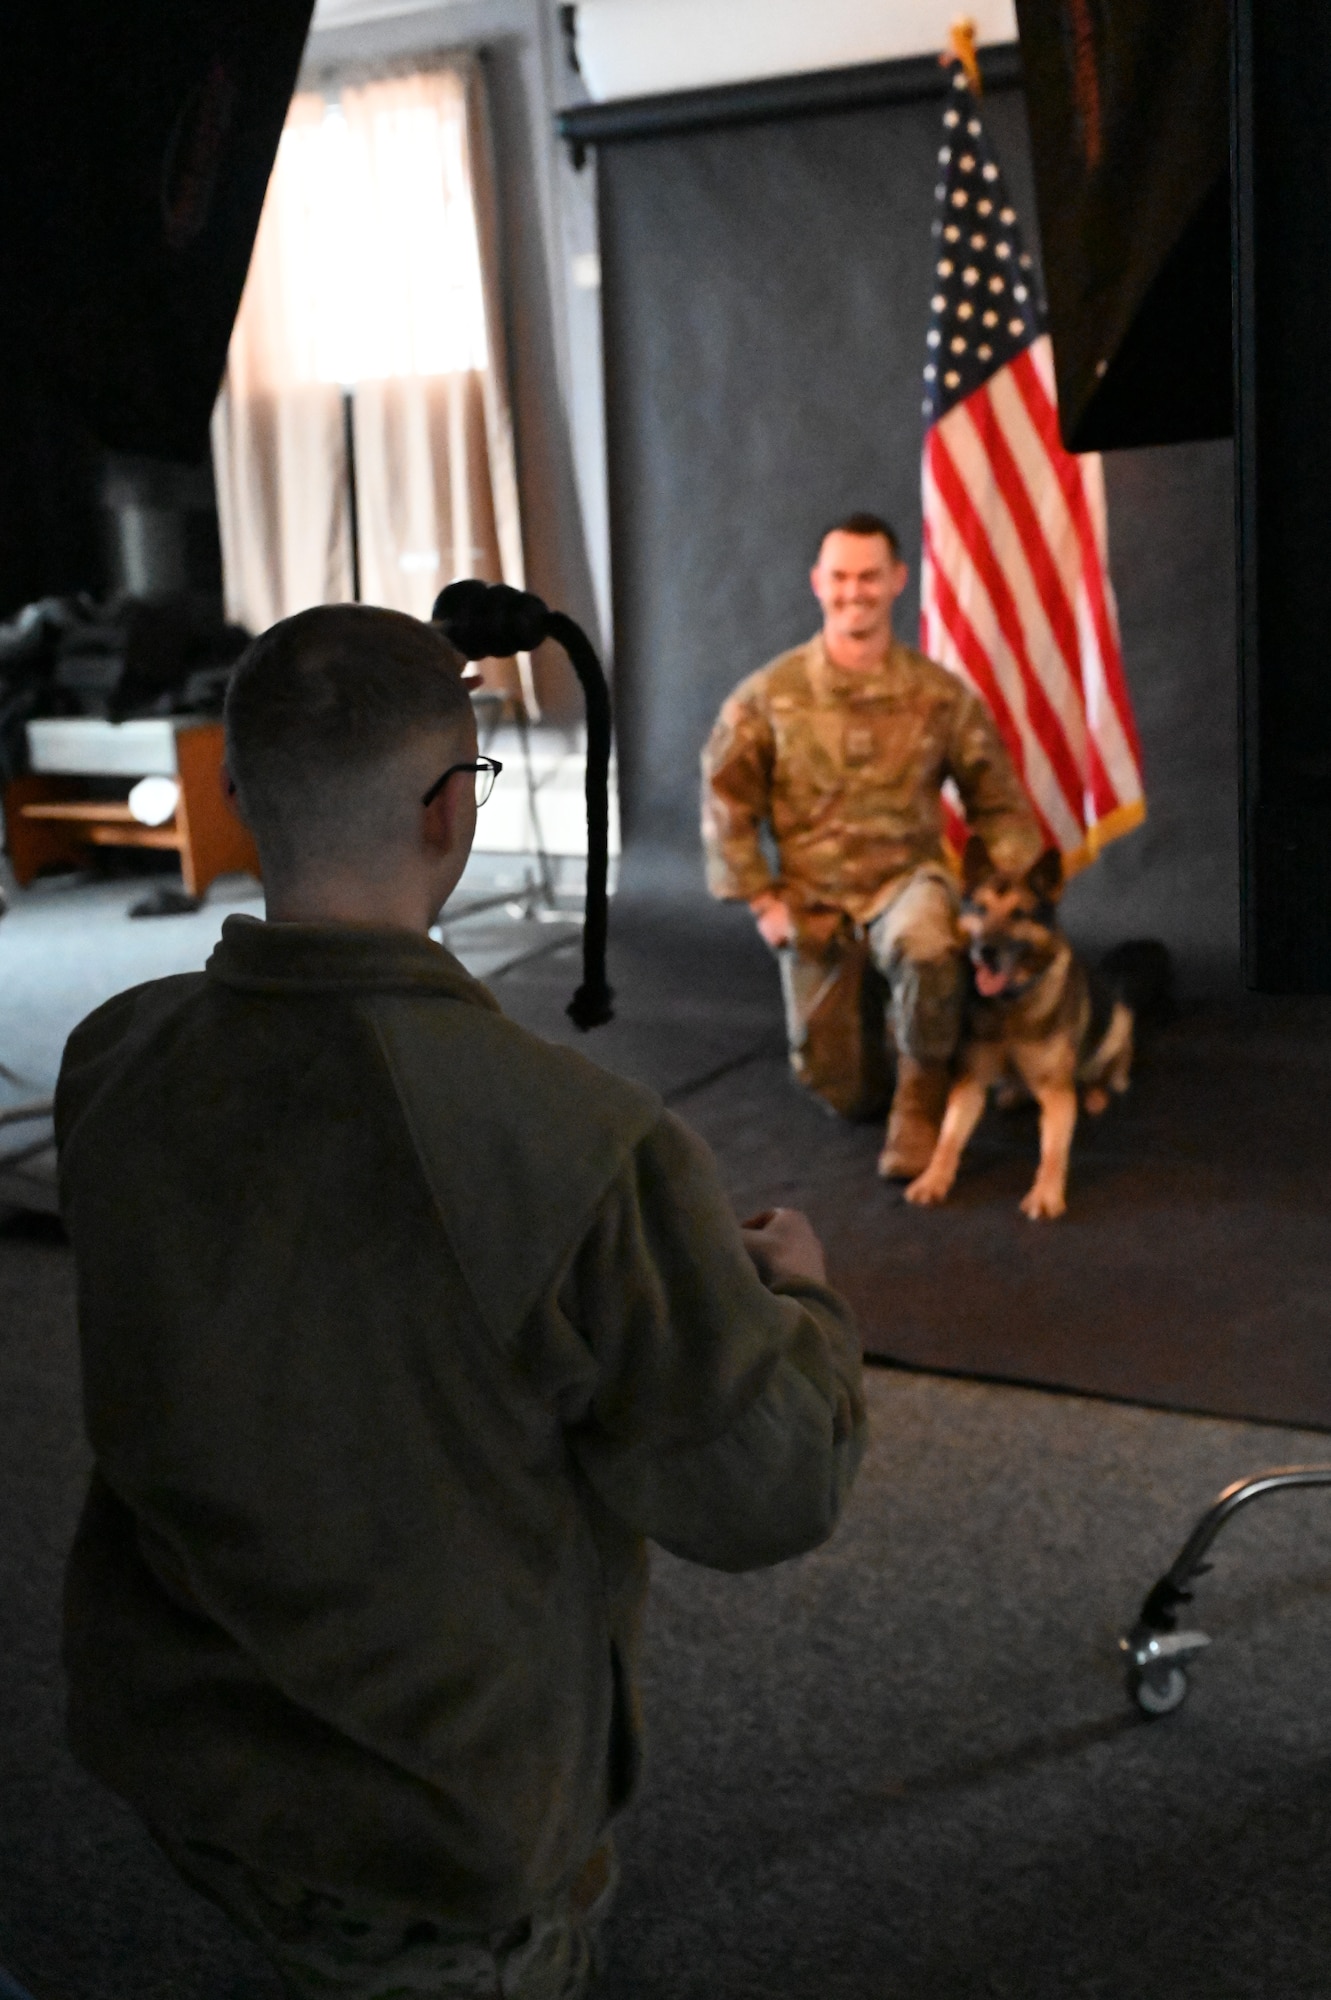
[807,631,912,701]
[206,914,501,1010]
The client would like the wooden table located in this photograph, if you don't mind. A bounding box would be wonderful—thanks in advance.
[3,719,259,897]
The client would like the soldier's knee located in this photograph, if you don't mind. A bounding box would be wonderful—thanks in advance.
[885,934,964,998]
[900,901,960,960]
[873,883,959,972]
[891,953,964,1065]
[888,933,959,981]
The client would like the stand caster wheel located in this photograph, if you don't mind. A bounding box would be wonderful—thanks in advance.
[1131,1664,1189,1716]
[1120,1624,1209,1718]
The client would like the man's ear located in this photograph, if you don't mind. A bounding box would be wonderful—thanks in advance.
[1026,847,1064,902]
[962,834,993,893]
[421,784,457,851]
[221,763,247,823]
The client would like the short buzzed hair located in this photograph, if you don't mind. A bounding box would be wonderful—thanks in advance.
[817,512,901,559]
[225,603,472,871]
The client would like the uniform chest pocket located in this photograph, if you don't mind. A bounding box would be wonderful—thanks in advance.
[843,709,928,781]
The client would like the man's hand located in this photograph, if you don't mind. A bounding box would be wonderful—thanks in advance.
[740,1207,828,1287]
[750,893,795,949]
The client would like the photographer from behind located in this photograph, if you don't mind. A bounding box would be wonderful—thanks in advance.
[55,604,865,1999]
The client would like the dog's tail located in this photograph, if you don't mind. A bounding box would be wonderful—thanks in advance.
[1099,939,1176,1027]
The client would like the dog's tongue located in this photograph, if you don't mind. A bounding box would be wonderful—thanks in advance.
[974,963,1008,998]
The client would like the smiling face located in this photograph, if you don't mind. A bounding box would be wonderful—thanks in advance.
[810,530,909,656]
[960,839,1064,999]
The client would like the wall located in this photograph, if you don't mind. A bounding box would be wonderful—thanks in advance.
[596,81,1240,978]
[574,0,1018,100]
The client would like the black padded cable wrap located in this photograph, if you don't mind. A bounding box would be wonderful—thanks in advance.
[431,580,615,1030]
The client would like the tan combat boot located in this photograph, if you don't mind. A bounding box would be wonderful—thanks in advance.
[877,1057,949,1181]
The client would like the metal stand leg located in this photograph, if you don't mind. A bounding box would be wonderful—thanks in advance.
[1121,1465,1331,1715]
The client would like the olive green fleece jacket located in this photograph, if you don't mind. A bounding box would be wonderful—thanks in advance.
[55,915,865,1928]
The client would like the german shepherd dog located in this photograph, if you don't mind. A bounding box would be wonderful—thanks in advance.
[904,837,1170,1220]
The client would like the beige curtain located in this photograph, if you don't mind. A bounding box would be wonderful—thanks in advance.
[351,371,497,612]
[211,95,352,630]
[212,61,529,704]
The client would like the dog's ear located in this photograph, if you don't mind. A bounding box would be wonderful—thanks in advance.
[962,834,994,893]
[1026,847,1064,902]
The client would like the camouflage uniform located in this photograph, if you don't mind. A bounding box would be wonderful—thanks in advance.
[702,634,1042,1108]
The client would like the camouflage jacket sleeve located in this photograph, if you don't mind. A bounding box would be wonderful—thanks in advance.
[946,687,1045,873]
[700,681,778,903]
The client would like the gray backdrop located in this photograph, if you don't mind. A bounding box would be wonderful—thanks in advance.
[597,83,1239,980]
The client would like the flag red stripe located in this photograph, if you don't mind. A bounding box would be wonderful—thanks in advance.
[927,423,1086,823]
[1009,348,1143,768]
[926,436,1083,841]
[963,384,1086,708]
[924,509,1083,848]
[1010,347,1130,741]
[923,465,1033,770]
[924,521,1030,779]
[925,525,1058,847]
[941,786,969,854]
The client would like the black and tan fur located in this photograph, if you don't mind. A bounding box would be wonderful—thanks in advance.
[905,837,1164,1220]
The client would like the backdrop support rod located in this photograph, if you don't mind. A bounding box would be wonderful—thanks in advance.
[555,42,1023,164]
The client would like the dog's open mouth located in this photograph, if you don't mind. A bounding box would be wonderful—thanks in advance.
[972,961,1011,998]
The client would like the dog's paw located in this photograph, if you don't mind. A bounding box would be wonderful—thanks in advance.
[904,1170,952,1206]
[1081,1085,1110,1116]
[1020,1182,1066,1221]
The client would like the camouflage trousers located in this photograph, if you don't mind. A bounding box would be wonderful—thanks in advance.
[153,1830,617,2000]
[777,866,963,1108]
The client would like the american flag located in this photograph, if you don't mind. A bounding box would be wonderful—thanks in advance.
[920,65,1145,873]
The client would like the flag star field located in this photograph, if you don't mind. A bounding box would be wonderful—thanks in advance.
[924,71,1042,424]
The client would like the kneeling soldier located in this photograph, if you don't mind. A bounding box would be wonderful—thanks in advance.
[702,513,1042,1179]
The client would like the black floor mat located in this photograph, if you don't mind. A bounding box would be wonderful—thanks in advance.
[500,899,1331,1431]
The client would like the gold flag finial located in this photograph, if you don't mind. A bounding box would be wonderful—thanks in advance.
[944,17,983,95]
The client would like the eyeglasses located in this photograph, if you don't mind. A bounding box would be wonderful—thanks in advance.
[421,756,504,809]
